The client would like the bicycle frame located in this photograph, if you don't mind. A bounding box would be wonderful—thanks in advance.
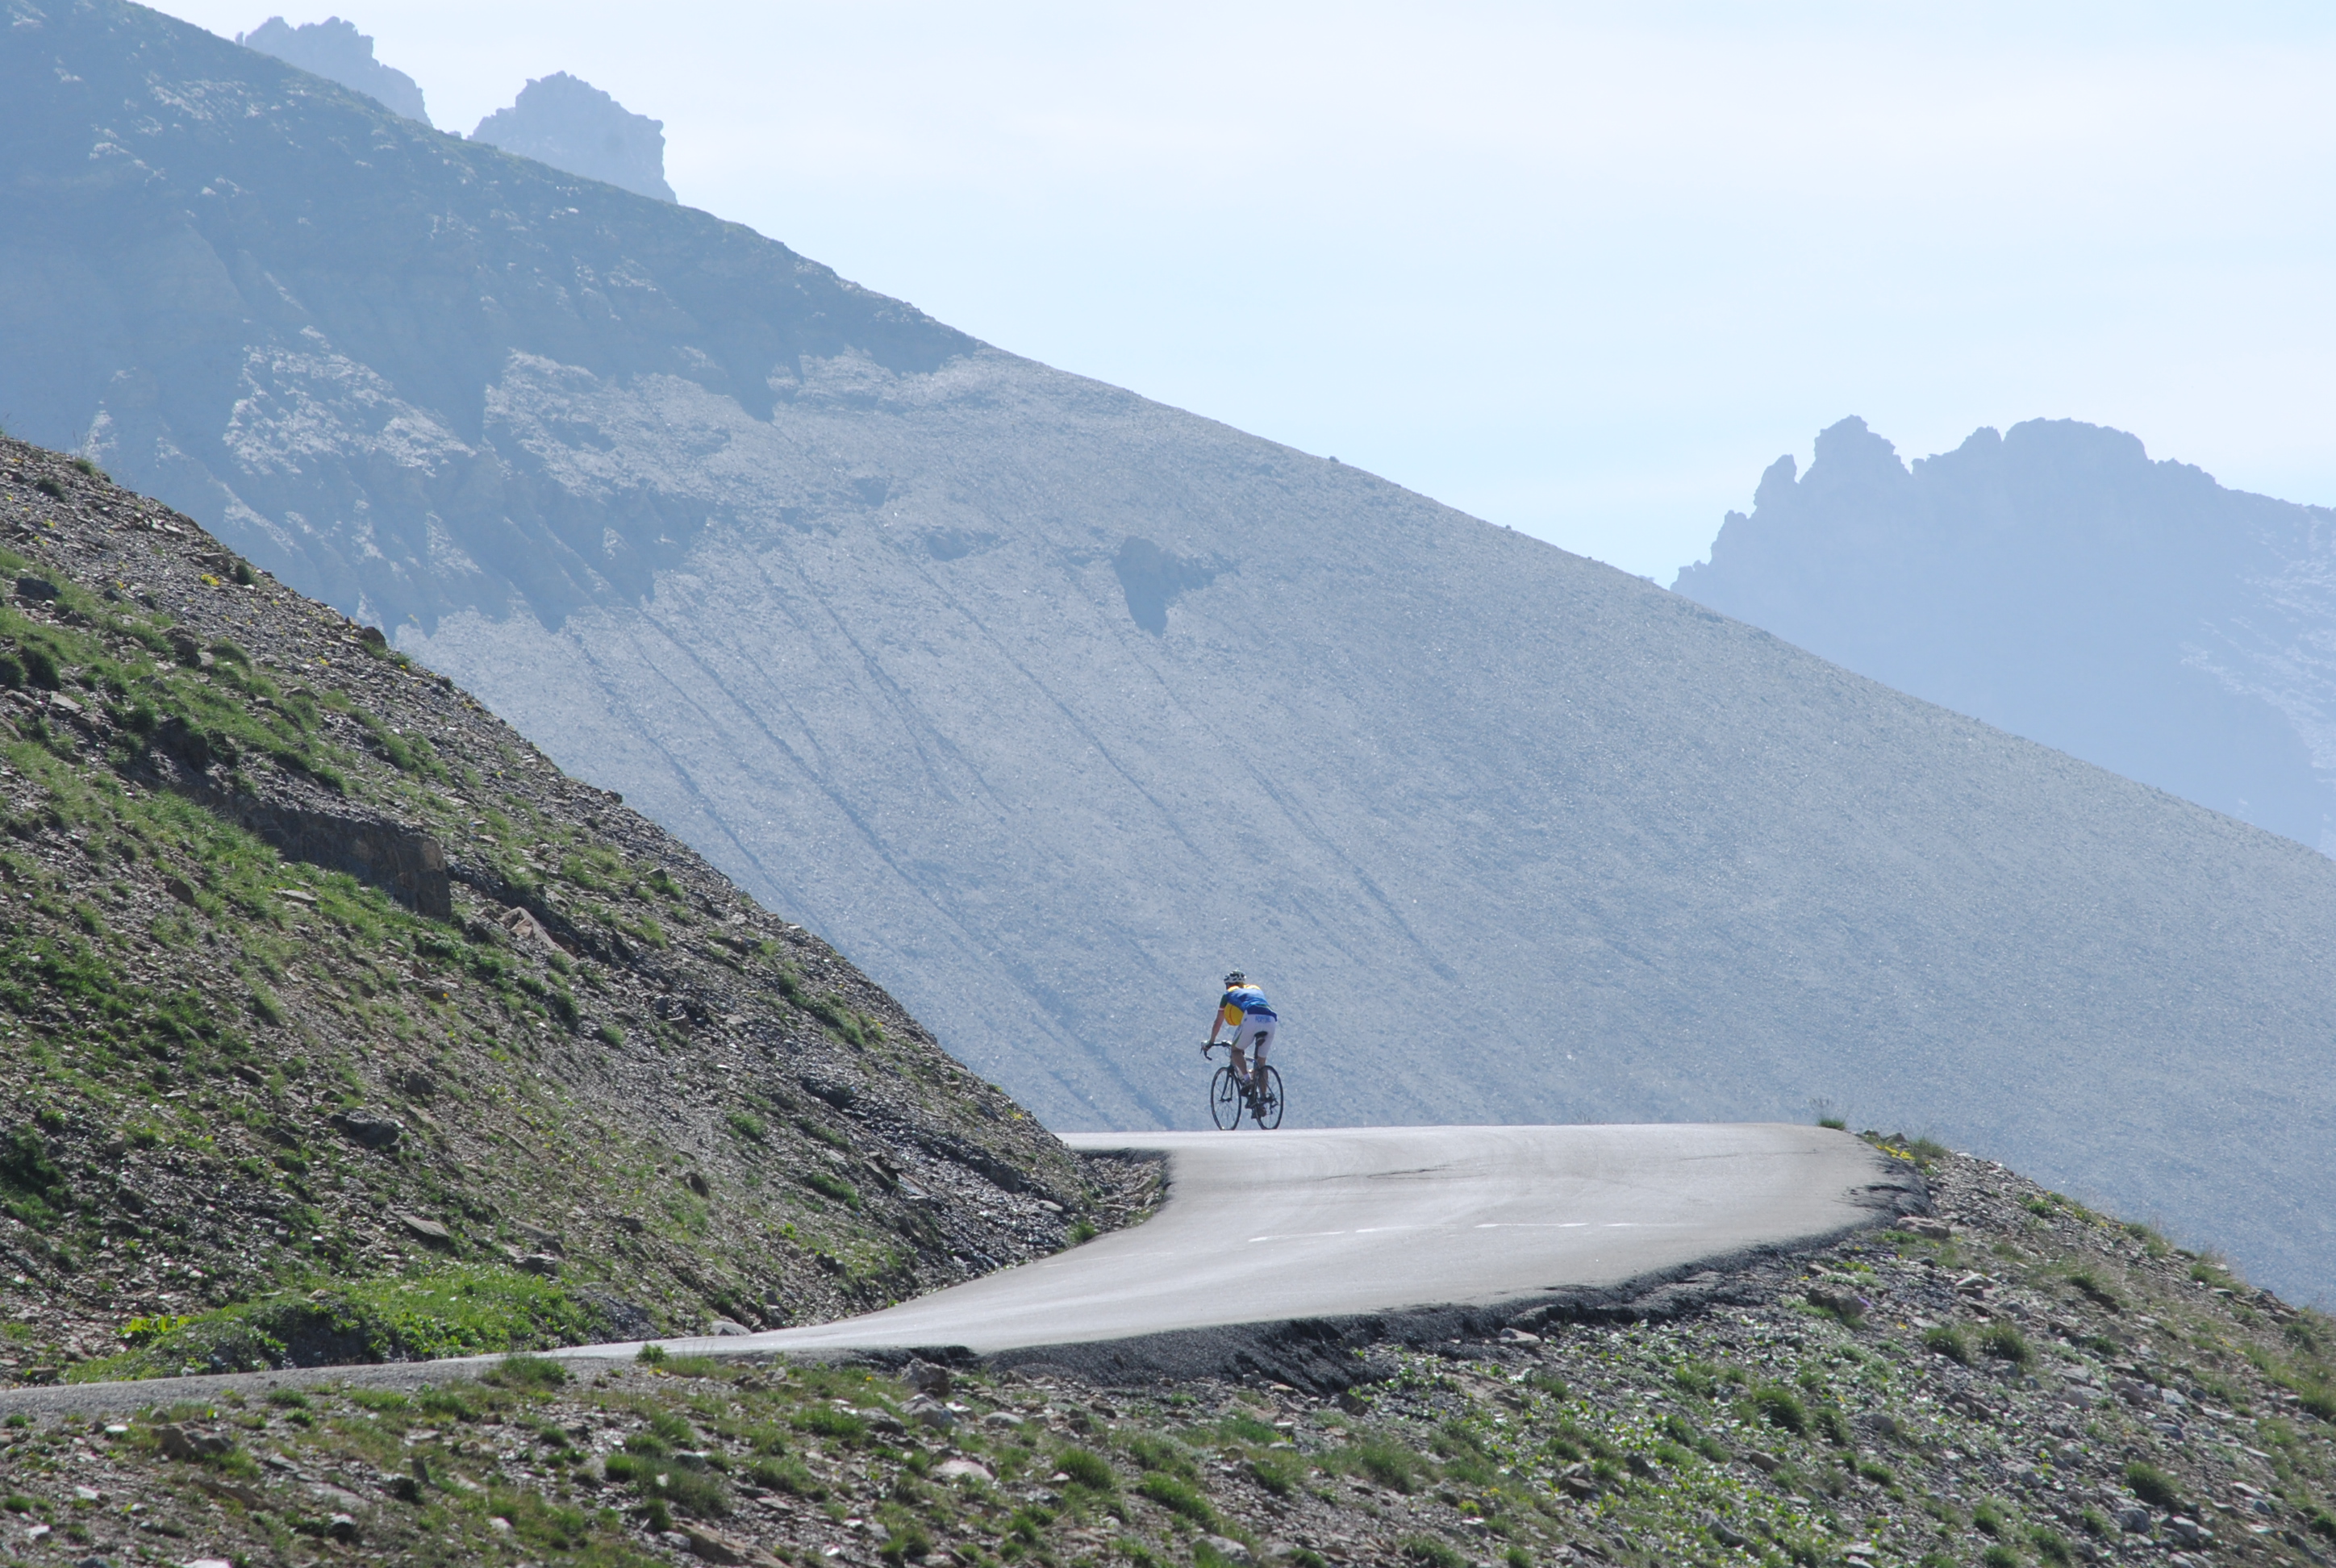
[1203,1041,1284,1130]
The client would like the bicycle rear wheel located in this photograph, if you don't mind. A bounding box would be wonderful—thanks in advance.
[1209,1065,1244,1130]
[1253,1065,1285,1129]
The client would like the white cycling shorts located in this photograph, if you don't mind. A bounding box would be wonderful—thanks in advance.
[1233,1012,1278,1065]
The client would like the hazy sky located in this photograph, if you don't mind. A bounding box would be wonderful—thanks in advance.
[156,1,2336,581]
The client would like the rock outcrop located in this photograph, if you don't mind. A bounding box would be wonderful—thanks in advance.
[237,15,429,124]
[471,71,676,202]
[190,785,452,918]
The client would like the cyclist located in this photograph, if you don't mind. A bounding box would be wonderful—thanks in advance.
[1204,970,1278,1101]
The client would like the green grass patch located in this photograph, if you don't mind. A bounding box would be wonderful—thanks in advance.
[803,1169,858,1206]
[1134,1473,1218,1528]
[1332,1437,1431,1494]
[790,1406,868,1445]
[1922,1324,1973,1364]
[1749,1385,1808,1435]
[1980,1324,2033,1365]
[1057,1448,1117,1491]
[1121,1432,1196,1479]
[748,1455,825,1498]
[489,1353,569,1391]
[2125,1462,2182,1511]
[2065,1270,2122,1312]
[70,1266,599,1380]
[604,1449,730,1520]
[1220,1413,1279,1444]
[1247,1452,1301,1496]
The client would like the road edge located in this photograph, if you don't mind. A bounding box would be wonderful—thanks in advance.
[0,1142,1926,1416]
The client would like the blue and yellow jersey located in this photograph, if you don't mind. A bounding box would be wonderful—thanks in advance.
[1218,985,1275,1027]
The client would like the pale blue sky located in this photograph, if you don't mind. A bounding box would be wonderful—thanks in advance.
[157,0,2336,579]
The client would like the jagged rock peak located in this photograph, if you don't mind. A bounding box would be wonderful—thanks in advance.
[1673,415,2336,855]
[237,15,430,126]
[471,71,676,202]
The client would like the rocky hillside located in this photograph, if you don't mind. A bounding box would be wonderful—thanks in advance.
[1675,417,2336,857]
[15,0,2336,1305]
[0,1137,2330,1568]
[0,433,1143,1388]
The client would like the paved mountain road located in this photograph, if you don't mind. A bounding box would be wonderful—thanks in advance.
[0,1124,1907,1414]
[644,1123,1904,1357]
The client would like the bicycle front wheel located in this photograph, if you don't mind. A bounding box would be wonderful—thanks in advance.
[1253,1065,1285,1129]
[1209,1065,1244,1130]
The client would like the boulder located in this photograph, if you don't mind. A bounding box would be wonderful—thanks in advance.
[934,1457,994,1482]
[155,1424,234,1461]
[332,1111,405,1151]
[678,1524,776,1565]
[392,1211,453,1245]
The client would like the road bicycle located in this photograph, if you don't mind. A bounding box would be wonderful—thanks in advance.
[1202,1042,1284,1130]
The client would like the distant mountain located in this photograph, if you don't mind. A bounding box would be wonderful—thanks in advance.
[10,0,2336,1300]
[238,14,428,125]
[472,72,676,203]
[1675,417,2336,854]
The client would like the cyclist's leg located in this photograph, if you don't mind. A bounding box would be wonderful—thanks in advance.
[1234,1015,1272,1097]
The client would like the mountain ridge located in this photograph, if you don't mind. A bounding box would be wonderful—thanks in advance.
[1675,415,2336,853]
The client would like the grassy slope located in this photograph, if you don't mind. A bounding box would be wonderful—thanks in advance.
[0,1141,2330,1568]
[0,436,1141,1384]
